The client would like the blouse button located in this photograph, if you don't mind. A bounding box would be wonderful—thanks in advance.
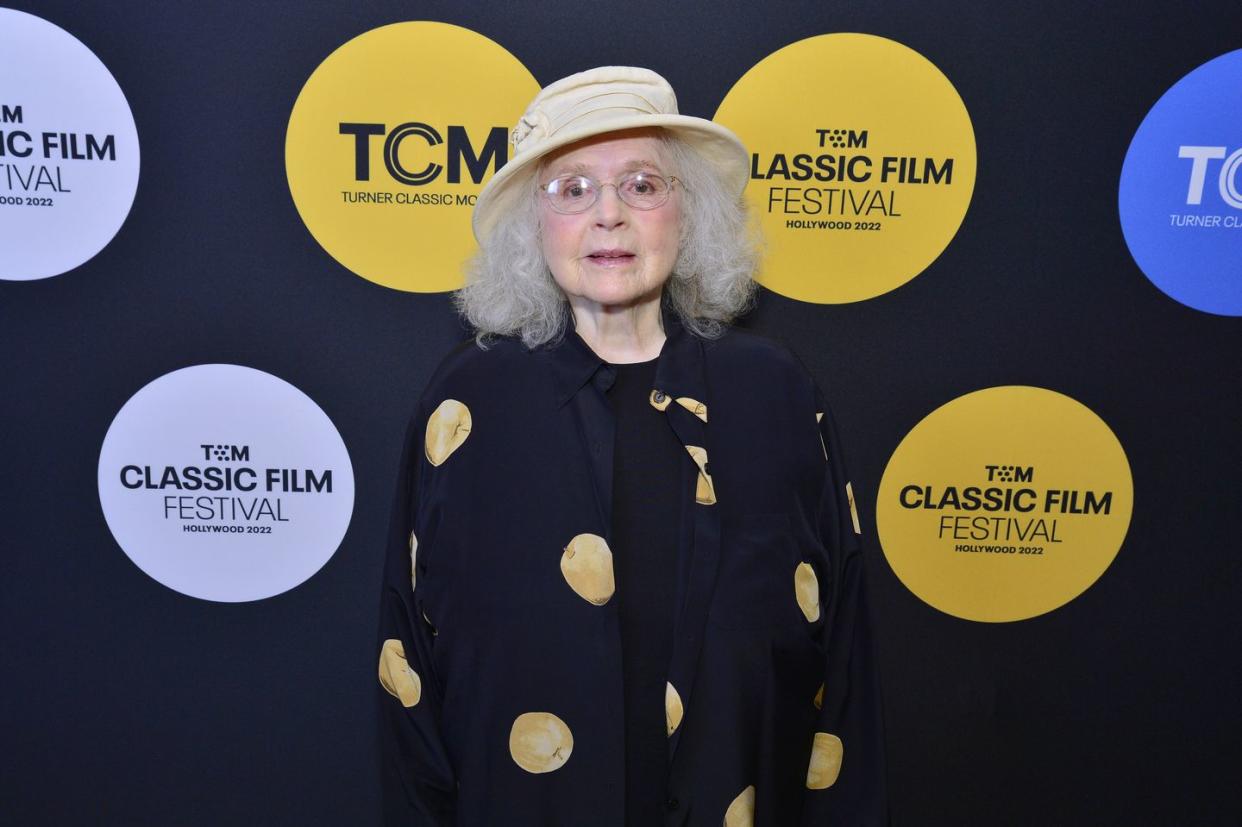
[665,796,679,811]
[653,390,666,402]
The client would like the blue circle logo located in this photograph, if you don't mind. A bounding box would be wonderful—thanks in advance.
[1119,49,1242,316]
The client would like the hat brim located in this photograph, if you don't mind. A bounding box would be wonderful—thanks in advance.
[471,114,749,244]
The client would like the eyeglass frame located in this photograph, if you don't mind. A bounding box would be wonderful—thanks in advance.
[536,171,682,214]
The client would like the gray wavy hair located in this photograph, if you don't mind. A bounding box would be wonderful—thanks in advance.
[453,130,760,350]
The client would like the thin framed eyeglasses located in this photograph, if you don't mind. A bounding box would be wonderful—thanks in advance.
[539,171,680,213]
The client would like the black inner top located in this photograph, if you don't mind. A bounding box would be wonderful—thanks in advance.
[607,356,685,826]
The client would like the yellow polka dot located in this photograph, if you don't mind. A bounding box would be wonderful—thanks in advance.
[806,731,844,789]
[684,445,716,505]
[409,530,418,593]
[675,396,708,422]
[795,562,821,622]
[846,481,861,535]
[723,785,755,826]
[813,682,825,710]
[425,399,471,466]
[509,711,573,773]
[665,682,684,736]
[560,533,615,605]
[378,638,422,708]
[648,389,672,411]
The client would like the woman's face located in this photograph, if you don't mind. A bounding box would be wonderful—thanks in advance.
[537,130,682,314]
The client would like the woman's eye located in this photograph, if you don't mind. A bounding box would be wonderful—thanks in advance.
[626,174,663,196]
[552,177,593,202]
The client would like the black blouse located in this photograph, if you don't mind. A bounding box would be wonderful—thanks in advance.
[608,356,685,825]
[377,305,888,826]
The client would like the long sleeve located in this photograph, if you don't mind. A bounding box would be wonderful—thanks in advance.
[800,386,889,826]
[377,402,457,825]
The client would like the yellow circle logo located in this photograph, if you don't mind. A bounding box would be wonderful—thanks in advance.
[714,33,976,304]
[876,387,1133,622]
[285,22,538,292]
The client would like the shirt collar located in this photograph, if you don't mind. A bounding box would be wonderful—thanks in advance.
[539,301,707,410]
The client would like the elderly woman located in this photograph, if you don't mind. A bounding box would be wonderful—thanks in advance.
[378,67,886,826]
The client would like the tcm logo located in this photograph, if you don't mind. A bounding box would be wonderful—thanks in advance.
[985,464,1032,483]
[1178,145,1242,207]
[339,122,507,186]
[816,128,868,149]
[202,443,249,462]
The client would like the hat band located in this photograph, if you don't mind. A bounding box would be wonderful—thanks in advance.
[512,90,668,154]
[551,90,663,133]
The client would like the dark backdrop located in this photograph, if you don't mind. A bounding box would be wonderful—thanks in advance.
[2,1,1240,824]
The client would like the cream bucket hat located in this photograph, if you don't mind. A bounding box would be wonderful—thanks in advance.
[471,66,750,243]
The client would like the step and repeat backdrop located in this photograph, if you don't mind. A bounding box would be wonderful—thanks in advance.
[2,1,1239,824]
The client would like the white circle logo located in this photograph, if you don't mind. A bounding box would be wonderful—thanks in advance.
[0,9,140,281]
[98,365,355,602]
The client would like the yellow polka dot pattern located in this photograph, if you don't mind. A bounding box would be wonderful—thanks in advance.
[846,481,861,535]
[408,530,418,593]
[665,681,683,736]
[509,711,573,773]
[676,396,708,422]
[806,732,844,790]
[560,533,615,605]
[425,399,471,466]
[724,784,756,826]
[795,562,821,622]
[813,682,825,710]
[684,445,716,505]
[378,638,422,708]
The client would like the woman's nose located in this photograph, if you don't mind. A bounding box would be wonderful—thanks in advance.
[591,184,626,229]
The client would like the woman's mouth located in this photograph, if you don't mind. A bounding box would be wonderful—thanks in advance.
[586,249,635,266]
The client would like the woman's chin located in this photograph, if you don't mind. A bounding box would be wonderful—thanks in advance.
[582,282,665,310]
[569,275,651,306]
